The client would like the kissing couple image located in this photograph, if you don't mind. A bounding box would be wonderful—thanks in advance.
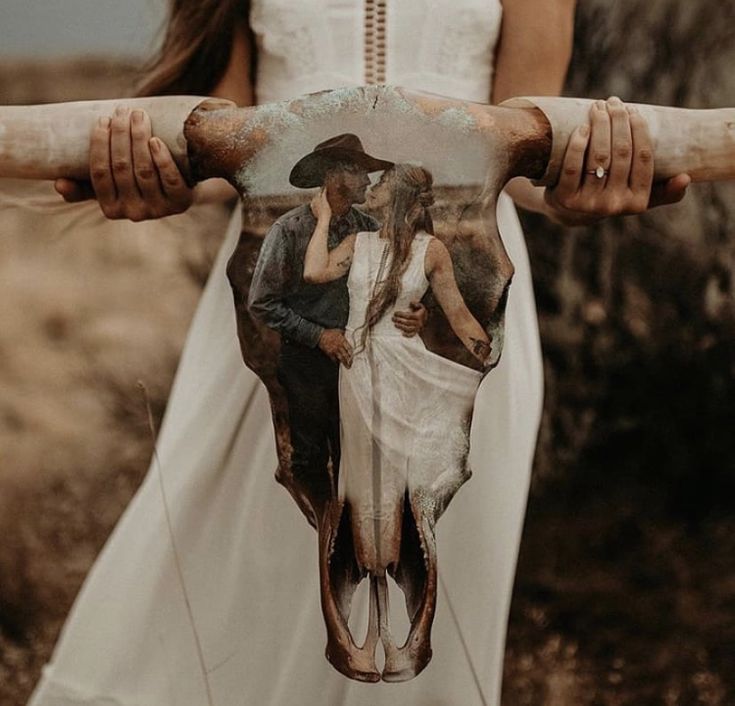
[245,133,492,680]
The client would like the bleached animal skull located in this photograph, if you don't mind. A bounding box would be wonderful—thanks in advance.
[221,86,526,682]
[225,181,514,680]
[3,84,726,682]
[208,86,727,681]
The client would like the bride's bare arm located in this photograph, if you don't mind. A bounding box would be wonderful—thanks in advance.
[492,0,574,106]
[426,239,492,365]
[303,190,356,284]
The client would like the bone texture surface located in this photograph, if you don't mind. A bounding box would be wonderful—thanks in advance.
[1,87,735,186]
[0,96,213,181]
[502,96,735,185]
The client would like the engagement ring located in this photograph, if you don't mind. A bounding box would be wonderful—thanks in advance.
[587,166,608,179]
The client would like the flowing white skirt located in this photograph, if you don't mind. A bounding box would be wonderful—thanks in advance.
[29,192,543,706]
[339,331,481,572]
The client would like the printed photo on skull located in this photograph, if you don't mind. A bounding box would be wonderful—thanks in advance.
[226,120,512,681]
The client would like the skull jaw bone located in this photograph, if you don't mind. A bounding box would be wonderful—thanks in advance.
[317,480,460,682]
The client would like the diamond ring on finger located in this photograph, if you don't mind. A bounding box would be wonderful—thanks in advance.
[586,166,608,179]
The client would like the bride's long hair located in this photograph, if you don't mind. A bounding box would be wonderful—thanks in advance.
[136,0,252,97]
[357,164,435,352]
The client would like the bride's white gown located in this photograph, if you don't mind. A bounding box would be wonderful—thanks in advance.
[340,231,483,573]
[29,1,543,705]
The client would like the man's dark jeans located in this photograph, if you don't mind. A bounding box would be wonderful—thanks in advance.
[277,340,340,499]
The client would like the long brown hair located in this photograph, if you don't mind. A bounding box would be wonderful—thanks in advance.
[357,164,435,351]
[136,0,250,97]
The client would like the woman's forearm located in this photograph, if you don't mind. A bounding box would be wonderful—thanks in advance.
[429,240,493,364]
[491,0,575,105]
[450,310,493,365]
[492,0,576,223]
[303,218,331,283]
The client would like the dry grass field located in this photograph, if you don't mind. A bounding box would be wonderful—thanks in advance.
[0,61,232,698]
[0,176,231,702]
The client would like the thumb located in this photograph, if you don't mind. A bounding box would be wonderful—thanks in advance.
[54,178,96,203]
[409,300,422,311]
[649,173,691,208]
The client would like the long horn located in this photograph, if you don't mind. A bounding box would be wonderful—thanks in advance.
[0,88,734,190]
[0,96,227,182]
[147,88,735,188]
[502,96,735,184]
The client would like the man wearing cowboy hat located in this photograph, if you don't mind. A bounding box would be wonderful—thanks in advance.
[249,134,426,500]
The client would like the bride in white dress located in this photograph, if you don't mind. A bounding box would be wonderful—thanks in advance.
[33,0,681,704]
[303,166,491,677]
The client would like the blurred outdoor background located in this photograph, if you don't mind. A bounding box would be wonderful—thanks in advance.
[1,1,734,704]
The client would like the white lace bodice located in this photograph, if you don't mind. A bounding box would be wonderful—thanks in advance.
[250,0,503,103]
[345,230,432,340]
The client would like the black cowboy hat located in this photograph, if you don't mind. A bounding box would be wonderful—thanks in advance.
[289,133,394,188]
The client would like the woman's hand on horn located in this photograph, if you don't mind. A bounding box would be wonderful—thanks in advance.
[54,107,194,221]
[544,97,691,227]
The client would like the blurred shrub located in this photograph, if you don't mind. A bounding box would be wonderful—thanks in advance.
[525,0,735,524]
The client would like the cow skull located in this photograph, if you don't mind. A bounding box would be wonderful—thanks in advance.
[2,85,731,682]
[226,180,513,681]
[219,85,532,681]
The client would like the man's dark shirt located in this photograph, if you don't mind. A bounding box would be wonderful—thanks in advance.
[248,203,379,348]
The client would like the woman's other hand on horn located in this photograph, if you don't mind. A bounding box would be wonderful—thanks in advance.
[54,107,195,221]
[544,97,691,226]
